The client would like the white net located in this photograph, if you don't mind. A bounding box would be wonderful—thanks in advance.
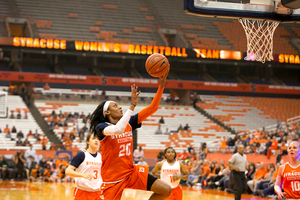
[239,19,280,63]
[0,91,7,117]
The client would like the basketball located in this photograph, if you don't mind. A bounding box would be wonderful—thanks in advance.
[145,54,170,77]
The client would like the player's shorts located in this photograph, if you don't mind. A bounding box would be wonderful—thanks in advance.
[100,164,149,200]
[165,185,182,200]
[73,187,102,200]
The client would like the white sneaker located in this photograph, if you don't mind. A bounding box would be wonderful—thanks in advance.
[215,181,220,185]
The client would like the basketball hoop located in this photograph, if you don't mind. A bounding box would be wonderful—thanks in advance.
[239,19,280,63]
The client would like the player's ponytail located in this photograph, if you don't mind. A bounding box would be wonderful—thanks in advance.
[85,133,93,149]
[90,101,108,139]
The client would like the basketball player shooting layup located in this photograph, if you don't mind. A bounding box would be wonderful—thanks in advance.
[151,147,189,200]
[275,141,300,200]
[66,133,102,200]
[90,72,172,200]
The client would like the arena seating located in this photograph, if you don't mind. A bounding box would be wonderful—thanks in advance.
[0,95,49,150]
[16,0,159,45]
[35,101,231,152]
[198,95,277,133]
[148,0,232,49]
[238,96,300,122]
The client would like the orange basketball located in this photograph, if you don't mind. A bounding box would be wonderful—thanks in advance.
[145,54,170,77]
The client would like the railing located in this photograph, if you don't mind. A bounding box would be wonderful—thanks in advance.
[26,18,33,38]
[5,16,11,37]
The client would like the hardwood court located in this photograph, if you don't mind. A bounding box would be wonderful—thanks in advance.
[0,181,269,200]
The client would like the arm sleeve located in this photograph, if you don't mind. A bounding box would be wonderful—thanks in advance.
[70,151,85,168]
[138,86,164,123]
[103,109,133,135]
[228,154,236,164]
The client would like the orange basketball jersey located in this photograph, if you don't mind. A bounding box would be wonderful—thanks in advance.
[282,162,300,199]
[100,123,134,183]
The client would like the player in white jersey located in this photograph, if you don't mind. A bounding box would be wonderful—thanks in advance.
[66,133,102,200]
[151,147,189,200]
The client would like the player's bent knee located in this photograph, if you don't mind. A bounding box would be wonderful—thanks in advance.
[151,179,172,197]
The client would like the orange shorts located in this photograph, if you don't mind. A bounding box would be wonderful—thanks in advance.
[100,164,149,200]
[73,187,102,200]
[166,185,182,200]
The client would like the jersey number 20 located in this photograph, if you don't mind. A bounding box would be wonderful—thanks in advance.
[119,143,131,157]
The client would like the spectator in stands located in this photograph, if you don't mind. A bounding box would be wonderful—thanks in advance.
[184,123,191,131]
[178,149,190,161]
[4,124,10,134]
[0,156,13,180]
[29,163,42,182]
[49,142,56,150]
[11,126,17,133]
[92,88,99,100]
[9,111,15,119]
[164,128,170,135]
[247,162,267,193]
[5,131,11,139]
[227,137,235,148]
[137,157,148,166]
[177,124,183,132]
[133,146,144,164]
[24,112,28,119]
[159,116,165,124]
[56,157,67,168]
[200,143,208,160]
[256,163,279,198]
[26,156,37,178]
[220,137,227,151]
[193,163,211,186]
[13,84,18,95]
[12,151,27,180]
[16,138,23,146]
[188,146,195,154]
[190,149,197,160]
[79,112,85,119]
[185,160,201,186]
[39,155,47,173]
[27,130,33,138]
[43,83,50,90]
[41,136,48,150]
[254,163,275,195]
[69,131,75,141]
[25,144,37,161]
[17,130,24,139]
[34,130,41,143]
[264,137,272,155]
[101,90,107,99]
[157,149,164,162]
[20,83,27,101]
[16,111,21,119]
[270,136,278,151]
[154,125,162,135]
[246,162,256,181]
[23,138,31,146]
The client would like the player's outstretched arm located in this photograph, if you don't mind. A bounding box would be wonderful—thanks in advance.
[65,165,93,180]
[150,162,163,178]
[137,72,169,124]
[103,85,140,135]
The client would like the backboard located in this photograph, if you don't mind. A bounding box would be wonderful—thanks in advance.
[184,0,300,22]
